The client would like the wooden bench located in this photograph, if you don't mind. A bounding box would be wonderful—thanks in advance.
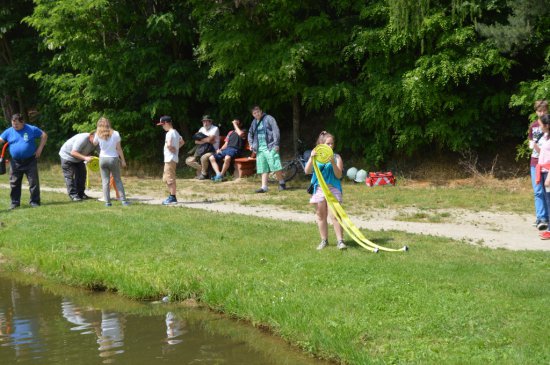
[233,140,256,178]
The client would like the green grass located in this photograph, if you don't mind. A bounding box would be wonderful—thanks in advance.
[0,188,548,364]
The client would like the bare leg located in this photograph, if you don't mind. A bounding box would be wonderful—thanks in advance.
[220,156,232,175]
[261,173,269,189]
[328,209,344,241]
[167,180,176,195]
[209,155,221,175]
[316,201,329,240]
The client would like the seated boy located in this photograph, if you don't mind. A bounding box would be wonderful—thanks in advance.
[209,119,246,181]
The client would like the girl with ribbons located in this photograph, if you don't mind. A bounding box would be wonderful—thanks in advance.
[304,131,346,250]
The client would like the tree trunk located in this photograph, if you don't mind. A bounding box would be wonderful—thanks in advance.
[292,94,300,156]
[15,88,28,121]
[1,95,15,122]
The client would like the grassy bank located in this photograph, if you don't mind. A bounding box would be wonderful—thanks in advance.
[0,189,548,364]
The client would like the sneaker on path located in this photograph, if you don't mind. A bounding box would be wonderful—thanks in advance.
[537,221,548,231]
[255,188,267,193]
[279,183,287,191]
[540,231,550,240]
[122,200,131,206]
[163,196,178,205]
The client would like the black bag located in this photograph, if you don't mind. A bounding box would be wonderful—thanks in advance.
[192,132,208,141]
[194,143,215,157]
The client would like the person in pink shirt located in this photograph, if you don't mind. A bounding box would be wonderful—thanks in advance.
[528,100,548,230]
[536,114,550,240]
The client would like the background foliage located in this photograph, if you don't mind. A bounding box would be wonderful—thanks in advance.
[1,0,549,166]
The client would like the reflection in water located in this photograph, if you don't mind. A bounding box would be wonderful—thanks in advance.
[0,275,329,365]
[62,299,127,363]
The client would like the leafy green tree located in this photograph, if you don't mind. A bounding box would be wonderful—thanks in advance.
[312,1,514,167]
[26,0,206,158]
[0,0,42,124]
[191,0,362,154]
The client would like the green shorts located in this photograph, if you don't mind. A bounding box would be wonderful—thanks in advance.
[256,149,282,174]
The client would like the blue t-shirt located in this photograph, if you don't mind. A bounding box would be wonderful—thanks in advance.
[0,124,43,159]
[310,155,342,194]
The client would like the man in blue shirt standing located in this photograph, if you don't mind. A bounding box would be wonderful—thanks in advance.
[0,114,48,209]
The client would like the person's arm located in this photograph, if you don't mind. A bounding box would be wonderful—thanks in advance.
[70,150,93,162]
[35,131,47,158]
[116,142,127,168]
[233,120,245,138]
[178,136,185,148]
[269,117,280,152]
[331,154,343,179]
[304,149,316,174]
[248,122,255,152]
[166,133,176,153]
[217,138,228,153]
[0,137,5,146]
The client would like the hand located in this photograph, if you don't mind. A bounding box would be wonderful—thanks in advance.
[84,156,92,162]
[311,149,317,157]
[121,160,127,168]
[35,149,42,158]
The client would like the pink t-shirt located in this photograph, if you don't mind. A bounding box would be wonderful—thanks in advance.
[537,135,550,171]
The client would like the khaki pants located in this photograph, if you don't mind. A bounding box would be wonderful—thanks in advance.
[185,152,213,176]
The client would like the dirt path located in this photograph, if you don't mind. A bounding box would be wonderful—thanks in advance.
[21,185,548,252]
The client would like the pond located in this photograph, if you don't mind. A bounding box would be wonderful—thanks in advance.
[0,274,329,365]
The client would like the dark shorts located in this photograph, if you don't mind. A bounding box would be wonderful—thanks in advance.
[213,147,239,160]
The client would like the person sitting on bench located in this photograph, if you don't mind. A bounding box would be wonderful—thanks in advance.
[209,119,246,182]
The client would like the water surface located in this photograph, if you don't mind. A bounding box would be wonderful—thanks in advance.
[0,274,329,365]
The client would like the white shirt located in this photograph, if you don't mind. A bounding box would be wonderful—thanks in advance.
[94,131,121,158]
[164,128,182,163]
[198,125,220,149]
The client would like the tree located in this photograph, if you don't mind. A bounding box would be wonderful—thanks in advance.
[191,0,361,154]
[0,0,43,123]
[25,0,206,158]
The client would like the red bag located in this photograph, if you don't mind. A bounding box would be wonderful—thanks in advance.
[0,143,8,175]
[365,172,395,187]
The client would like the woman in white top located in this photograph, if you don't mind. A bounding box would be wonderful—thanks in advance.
[93,117,129,206]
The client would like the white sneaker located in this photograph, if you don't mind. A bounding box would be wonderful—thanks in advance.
[337,240,347,250]
[316,239,328,250]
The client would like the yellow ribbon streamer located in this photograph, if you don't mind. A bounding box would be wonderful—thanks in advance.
[313,144,408,253]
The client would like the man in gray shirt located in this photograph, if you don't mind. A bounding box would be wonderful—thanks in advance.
[59,132,97,201]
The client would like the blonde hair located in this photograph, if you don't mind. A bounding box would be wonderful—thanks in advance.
[96,117,113,140]
[316,130,335,145]
[534,100,548,112]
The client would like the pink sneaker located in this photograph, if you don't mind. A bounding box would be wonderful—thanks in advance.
[540,231,550,240]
